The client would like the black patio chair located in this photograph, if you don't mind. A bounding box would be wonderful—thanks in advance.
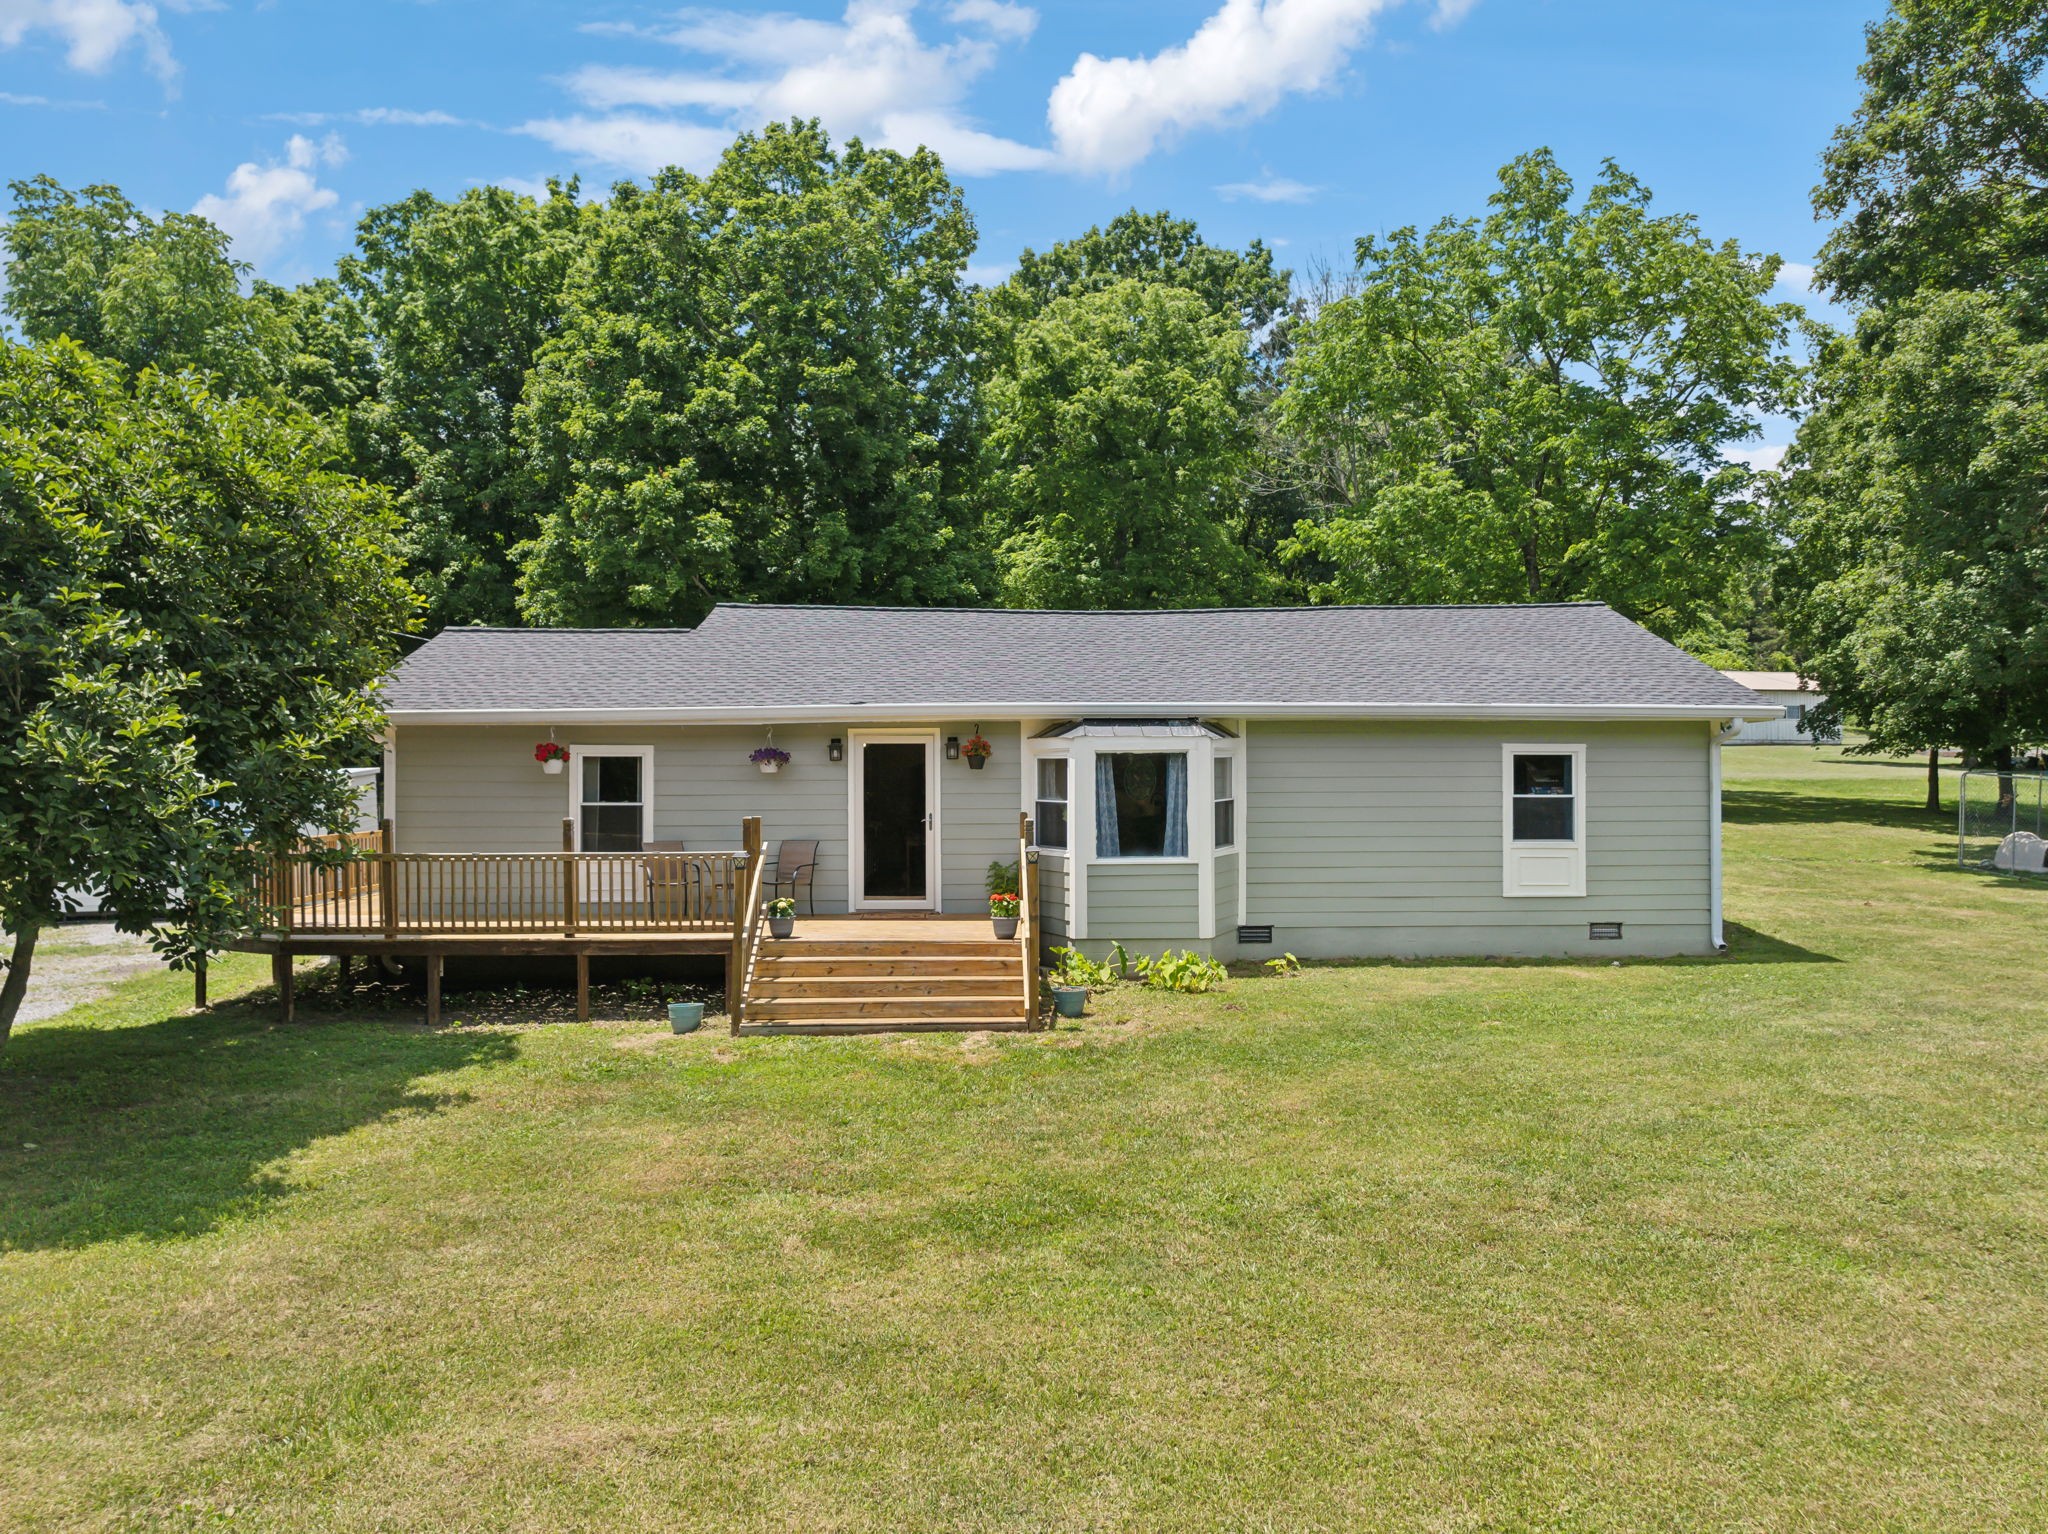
[766,838,819,916]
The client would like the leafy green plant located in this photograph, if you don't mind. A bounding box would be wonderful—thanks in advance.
[985,859,1020,898]
[1048,946,1114,988]
[1142,950,1229,993]
[1264,952,1301,977]
[765,897,796,919]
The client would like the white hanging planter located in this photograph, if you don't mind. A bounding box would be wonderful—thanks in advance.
[543,760,564,775]
[758,760,780,775]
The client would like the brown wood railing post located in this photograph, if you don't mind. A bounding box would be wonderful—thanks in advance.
[728,815,765,1032]
[379,818,398,940]
[562,817,578,936]
[276,852,294,938]
[1023,814,1041,1027]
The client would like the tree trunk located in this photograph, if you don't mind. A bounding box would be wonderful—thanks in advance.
[1995,745,2017,815]
[1926,747,1942,814]
[0,923,42,1053]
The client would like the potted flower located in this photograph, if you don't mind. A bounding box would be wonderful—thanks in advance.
[765,896,796,939]
[535,741,568,775]
[962,733,992,770]
[989,891,1020,939]
[751,745,791,775]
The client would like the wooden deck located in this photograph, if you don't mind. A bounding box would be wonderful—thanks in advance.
[234,816,1047,1034]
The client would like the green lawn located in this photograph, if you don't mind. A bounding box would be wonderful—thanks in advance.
[3,748,2045,1532]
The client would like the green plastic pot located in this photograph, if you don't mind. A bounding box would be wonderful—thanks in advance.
[1050,984,1087,1019]
[668,1001,704,1034]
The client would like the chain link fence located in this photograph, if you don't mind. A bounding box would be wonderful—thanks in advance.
[1959,769,2048,873]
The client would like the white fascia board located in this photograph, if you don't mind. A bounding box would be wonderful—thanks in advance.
[386,700,1787,727]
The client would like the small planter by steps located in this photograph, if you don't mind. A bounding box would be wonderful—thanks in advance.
[989,891,1019,939]
[765,897,796,939]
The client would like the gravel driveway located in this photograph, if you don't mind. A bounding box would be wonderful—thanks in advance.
[7,922,170,1026]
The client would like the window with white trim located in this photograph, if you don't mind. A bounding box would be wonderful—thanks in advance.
[1503,744,1585,897]
[578,753,647,852]
[1034,757,1069,850]
[1213,754,1236,849]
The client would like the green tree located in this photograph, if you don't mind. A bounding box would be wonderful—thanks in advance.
[1783,1,2048,802]
[0,175,286,397]
[1278,151,1805,640]
[0,339,416,1049]
[990,208,1290,348]
[1781,295,2048,773]
[1815,0,2048,307]
[341,180,593,629]
[515,122,987,626]
[984,278,1260,608]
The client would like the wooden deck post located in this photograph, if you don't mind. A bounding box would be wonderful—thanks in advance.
[575,951,590,1022]
[562,817,578,937]
[728,816,765,1030]
[273,950,295,1024]
[426,952,442,1026]
[378,818,398,941]
[1022,813,1042,1027]
[193,956,207,1011]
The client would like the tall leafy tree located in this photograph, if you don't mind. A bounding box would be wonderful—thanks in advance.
[516,122,988,626]
[984,278,1260,608]
[0,339,416,1050]
[342,180,593,629]
[989,209,1290,353]
[0,175,286,397]
[1782,1,2048,792]
[1278,151,1805,641]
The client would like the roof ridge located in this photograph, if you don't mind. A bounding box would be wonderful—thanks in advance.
[706,601,1618,615]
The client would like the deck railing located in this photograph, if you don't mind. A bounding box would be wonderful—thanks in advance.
[726,815,768,1031]
[1018,811,1041,1027]
[257,819,747,937]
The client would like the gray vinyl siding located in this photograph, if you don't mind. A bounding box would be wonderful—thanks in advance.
[1037,853,1070,941]
[392,721,1023,916]
[1242,718,1713,958]
[1085,862,1199,945]
[1215,851,1239,932]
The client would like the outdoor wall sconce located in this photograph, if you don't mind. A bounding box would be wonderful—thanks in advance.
[945,736,961,761]
[828,737,843,762]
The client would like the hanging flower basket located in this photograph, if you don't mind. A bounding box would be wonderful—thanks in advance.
[751,746,791,775]
[963,734,992,770]
[535,742,568,775]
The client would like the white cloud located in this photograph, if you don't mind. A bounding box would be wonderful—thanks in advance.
[267,106,473,128]
[947,0,1036,40]
[1776,260,1817,294]
[0,86,103,106]
[524,0,1052,177]
[1215,175,1319,203]
[1048,0,1407,173]
[1430,0,1479,28]
[514,113,735,177]
[965,258,1016,286]
[1726,444,1788,474]
[191,134,346,271]
[0,0,176,83]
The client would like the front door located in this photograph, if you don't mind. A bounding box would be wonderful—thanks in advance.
[850,733,938,909]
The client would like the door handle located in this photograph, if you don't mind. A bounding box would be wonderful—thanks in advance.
[925,813,934,829]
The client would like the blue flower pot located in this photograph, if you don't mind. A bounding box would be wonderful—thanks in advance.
[668,1001,704,1034]
[1050,985,1087,1019]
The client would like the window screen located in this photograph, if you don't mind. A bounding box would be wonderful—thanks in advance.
[1510,753,1575,842]
[1034,757,1069,849]
[580,754,645,852]
[1214,755,1236,849]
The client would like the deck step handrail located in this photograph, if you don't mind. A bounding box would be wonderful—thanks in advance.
[256,845,749,936]
[1018,812,1040,1028]
[727,817,768,1031]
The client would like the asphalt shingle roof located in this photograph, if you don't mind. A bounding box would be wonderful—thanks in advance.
[383,603,1770,716]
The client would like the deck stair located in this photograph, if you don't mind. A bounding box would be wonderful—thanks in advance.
[738,927,1031,1034]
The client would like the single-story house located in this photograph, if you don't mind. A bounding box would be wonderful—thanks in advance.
[1718,671,1837,744]
[376,603,1780,963]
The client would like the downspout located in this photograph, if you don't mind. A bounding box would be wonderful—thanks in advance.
[1709,720,1740,953]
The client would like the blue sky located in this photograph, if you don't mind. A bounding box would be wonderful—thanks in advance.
[3,0,1883,453]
